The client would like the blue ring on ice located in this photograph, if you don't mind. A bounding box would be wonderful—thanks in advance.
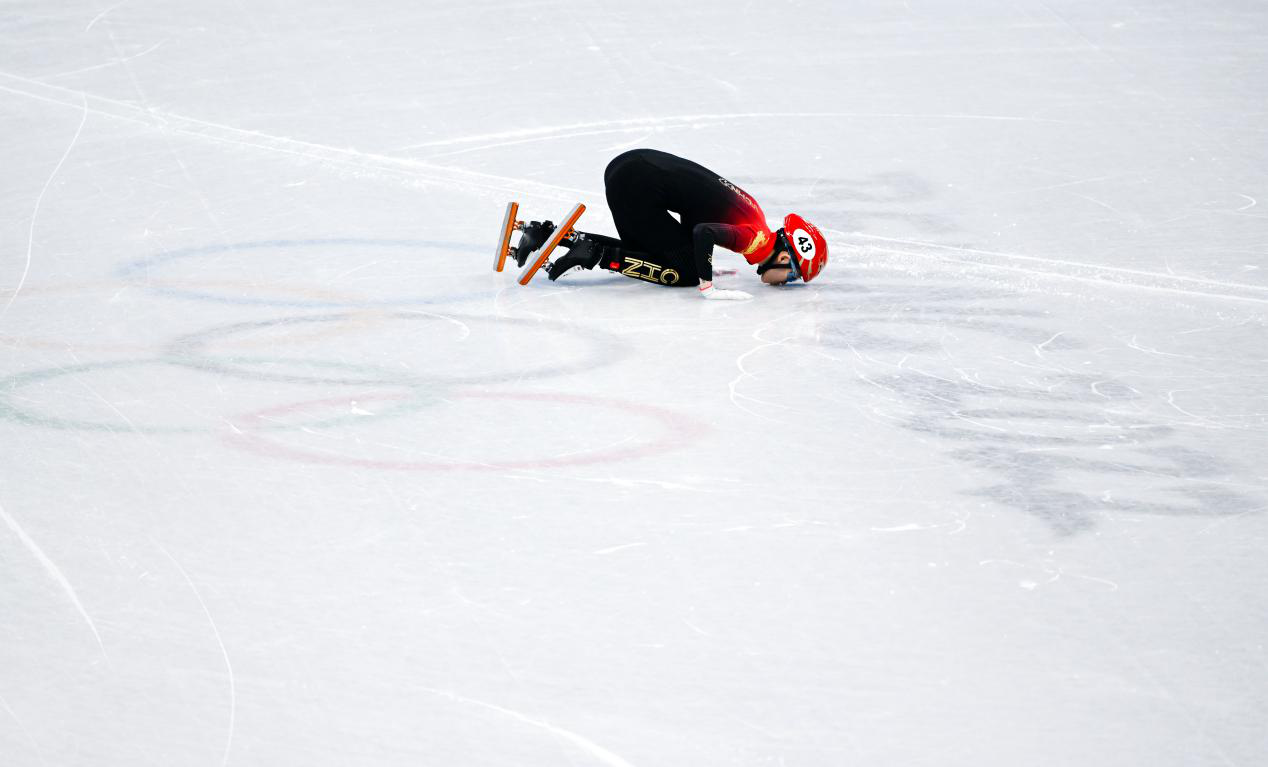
[163,311,630,387]
[113,238,494,308]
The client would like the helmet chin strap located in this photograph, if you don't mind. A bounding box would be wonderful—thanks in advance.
[756,229,798,278]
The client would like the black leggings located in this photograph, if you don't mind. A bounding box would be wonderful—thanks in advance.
[599,153,696,286]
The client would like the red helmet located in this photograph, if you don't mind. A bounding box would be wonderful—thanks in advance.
[779,214,828,282]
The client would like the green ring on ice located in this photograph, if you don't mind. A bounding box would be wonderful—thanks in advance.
[0,358,437,434]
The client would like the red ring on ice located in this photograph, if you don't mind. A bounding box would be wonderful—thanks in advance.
[223,390,709,471]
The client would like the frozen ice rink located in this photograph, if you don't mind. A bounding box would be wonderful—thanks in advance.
[2,1,1266,764]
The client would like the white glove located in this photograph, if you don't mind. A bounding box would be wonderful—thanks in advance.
[698,281,752,301]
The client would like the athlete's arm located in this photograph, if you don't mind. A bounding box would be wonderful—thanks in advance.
[692,223,762,280]
[692,223,758,300]
[692,223,760,299]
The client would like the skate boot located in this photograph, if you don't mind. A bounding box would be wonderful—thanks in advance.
[546,236,604,281]
[511,220,557,268]
[517,203,586,285]
[493,202,560,272]
[493,201,588,283]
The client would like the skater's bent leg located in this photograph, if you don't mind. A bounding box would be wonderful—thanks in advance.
[604,246,694,287]
[604,159,693,257]
[597,156,696,287]
[550,230,694,287]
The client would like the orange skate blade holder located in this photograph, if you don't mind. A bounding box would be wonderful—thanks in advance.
[494,201,519,272]
[518,202,585,286]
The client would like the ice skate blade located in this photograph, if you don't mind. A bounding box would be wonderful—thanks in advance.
[519,203,585,286]
[494,201,519,272]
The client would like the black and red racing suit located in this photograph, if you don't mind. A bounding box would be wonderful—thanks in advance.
[600,149,776,286]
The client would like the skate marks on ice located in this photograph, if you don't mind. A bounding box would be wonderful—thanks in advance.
[752,172,1265,303]
[3,92,88,323]
[153,541,236,767]
[837,232,1268,305]
[396,112,1084,160]
[0,500,109,662]
[742,171,960,237]
[419,688,637,767]
[0,71,592,201]
[0,690,45,766]
[791,277,1265,534]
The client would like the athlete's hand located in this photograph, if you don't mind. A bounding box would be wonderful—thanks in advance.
[699,281,752,301]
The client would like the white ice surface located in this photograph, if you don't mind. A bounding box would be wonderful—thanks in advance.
[2,1,1266,765]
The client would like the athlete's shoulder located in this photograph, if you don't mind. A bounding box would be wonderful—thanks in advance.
[738,225,775,264]
[716,174,766,221]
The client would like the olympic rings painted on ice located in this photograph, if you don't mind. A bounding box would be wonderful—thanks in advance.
[0,280,397,354]
[1,309,626,432]
[163,311,627,387]
[0,358,436,434]
[222,390,710,471]
[114,238,496,308]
